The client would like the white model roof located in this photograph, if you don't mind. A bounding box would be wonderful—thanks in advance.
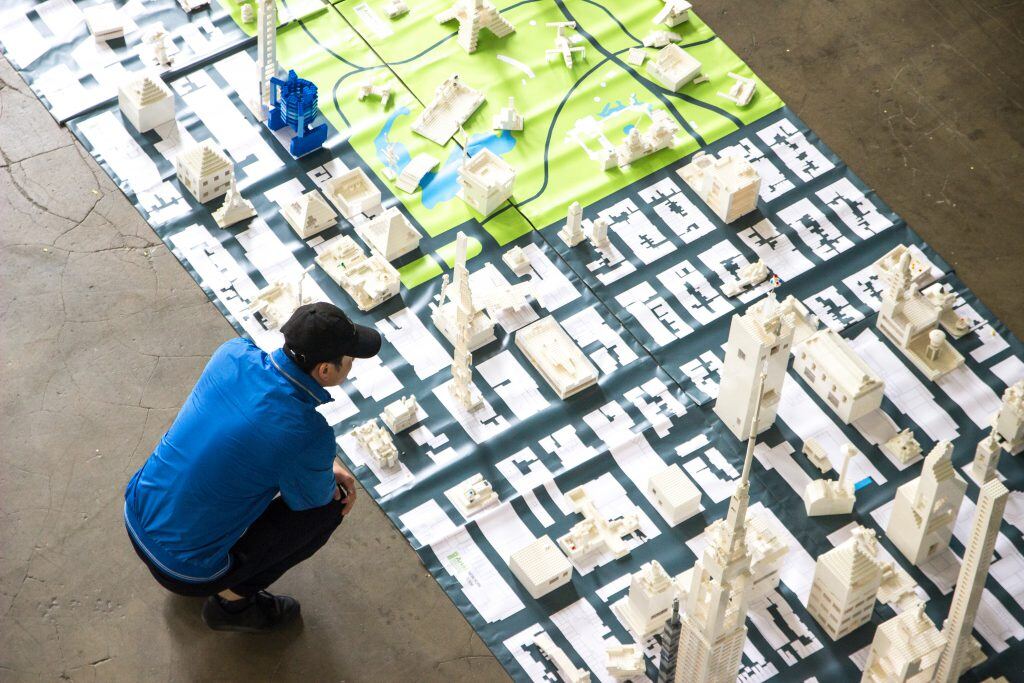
[800,328,883,397]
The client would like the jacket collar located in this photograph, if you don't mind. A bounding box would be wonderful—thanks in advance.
[269,348,333,406]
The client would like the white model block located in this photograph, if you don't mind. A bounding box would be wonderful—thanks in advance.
[175,140,233,204]
[886,441,966,566]
[352,419,399,469]
[647,464,700,525]
[324,167,381,218]
[212,178,256,228]
[446,473,499,518]
[558,486,640,560]
[117,73,174,133]
[717,72,757,106]
[746,511,790,599]
[923,282,972,338]
[83,4,123,42]
[589,217,609,247]
[558,201,585,247]
[436,0,515,53]
[502,246,531,276]
[802,437,832,473]
[793,328,885,424]
[613,560,676,641]
[654,0,691,27]
[357,81,392,109]
[626,47,646,66]
[240,3,255,22]
[721,259,769,297]
[861,605,944,682]
[881,428,922,465]
[534,633,590,683]
[807,526,883,641]
[177,0,210,10]
[509,536,573,599]
[642,30,680,48]
[679,150,761,224]
[546,21,586,68]
[516,316,598,399]
[804,443,858,517]
[994,380,1024,453]
[458,148,515,217]
[646,44,702,91]
[395,153,438,193]
[609,109,679,170]
[282,189,337,239]
[356,207,421,261]
[315,236,400,311]
[381,395,420,433]
[249,278,314,330]
[412,74,485,146]
[493,97,524,131]
[385,0,409,19]
[605,643,644,679]
[714,293,795,439]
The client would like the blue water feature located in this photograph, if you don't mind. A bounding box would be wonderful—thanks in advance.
[854,477,873,492]
[373,106,413,177]
[421,130,517,209]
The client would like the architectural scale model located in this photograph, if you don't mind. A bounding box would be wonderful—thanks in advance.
[657,600,682,682]
[993,379,1024,454]
[546,22,586,68]
[742,512,789,600]
[646,44,702,91]
[792,328,885,424]
[384,0,409,19]
[558,201,585,247]
[351,420,399,470]
[721,259,769,297]
[446,233,486,411]
[717,72,757,107]
[626,47,646,66]
[268,70,329,157]
[502,245,531,276]
[803,443,858,516]
[802,437,832,473]
[357,81,392,109]
[457,148,516,217]
[934,478,1009,682]
[509,536,573,599]
[446,473,499,518]
[654,0,692,26]
[240,2,254,23]
[714,294,795,440]
[175,140,233,204]
[806,526,883,640]
[355,207,421,261]
[249,269,315,330]
[515,316,599,399]
[602,110,679,170]
[679,151,762,224]
[143,27,174,68]
[861,604,944,682]
[922,282,972,338]
[83,4,123,43]
[177,0,210,11]
[381,395,421,433]
[881,428,922,465]
[604,643,644,680]
[613,560,676,641]
[256,0,278,119]
[886,441,966,565]
[314,236,400,311]
[647,464,701,525]
[281,189,337,239]
[212,178,256,228]
[324,167,382,218]
[117,73,174,133]
[642,30,681,48]
[493,97,524,131]
[876,249,964,380]
[589,217,609,247]
[970,430,1001,485]
[395,154,439,193]
[436,0,515,54]
[412,74,485,145]
[533,633,590,683]
[557,486,640,560]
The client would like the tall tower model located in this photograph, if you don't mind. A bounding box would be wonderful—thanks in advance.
[806,526,883,640]
[675,374,766,682]
[448,232,483,411]
[994,380,1024,453]
[714,293,795,440]
[256,0,278,119]
[933,478,1009,682]
[886,441,967,565]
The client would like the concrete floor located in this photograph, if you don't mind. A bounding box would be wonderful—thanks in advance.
[1,1,1021,680]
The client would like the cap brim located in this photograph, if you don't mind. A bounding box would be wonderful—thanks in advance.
[349,324,382,359]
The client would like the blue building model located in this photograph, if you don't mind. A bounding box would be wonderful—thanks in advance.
[268,70,328,157]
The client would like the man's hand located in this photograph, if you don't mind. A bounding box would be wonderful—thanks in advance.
[333,461,357,517]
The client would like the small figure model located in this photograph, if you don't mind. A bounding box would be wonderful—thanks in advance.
[143,27,174,67]
[546,22,586,67]
[381,395,421,433]
[436,0,515,54]
[993,380,1024,454]
[492,97,524,131]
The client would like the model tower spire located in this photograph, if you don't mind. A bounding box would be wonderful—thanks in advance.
[256,0,278,119]
[448,232,483,411]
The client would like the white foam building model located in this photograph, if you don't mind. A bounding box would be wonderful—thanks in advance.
[717,72,757,106]
[356,207,421,261]
[993,380,1024,454]
[881,428,922,465]
[314,236,400,311]
[83,4,123,42]
[176,140,234,204]
[357,81,392,109]
[933,478,1009,682]
[876,249,964,380]
[324,167,382,218]
[558,201,585,247]
[806,526,883,640]
[282,189,337,239]
[533,633,590,683]
[643,30,681,48]
[886,441,966,566]
[557,486,640,561]
[436,0,515,53]
[516,316,599,399]
[381,395,420,433]
[212,178,256,228]
[679,151,761,224]
[601,110,679,170]
[792,328,885,424]
[604,643,645,680]
[118,73,174,133]
[714,293,795,440]
[351,420,399,470]
[861,604,945,682]
[655,0,692,26]
[721,259,769,297]
[384,0,409,19]
[256,0,278,120]
[249,273,314,330]
[613,560,676,641]
[395,154,439,194]
[647,464,701,525]
[804,443,859,516]
[646,44,702,91]
[802,437,832,473]
[509,536,573,599]
[447,473,499,518]
[412,74,485,146]
[545,21,586,67]
[493,97,524,131]
[457,148,515,217]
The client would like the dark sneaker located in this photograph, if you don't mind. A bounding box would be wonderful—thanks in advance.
[201,591,301,632]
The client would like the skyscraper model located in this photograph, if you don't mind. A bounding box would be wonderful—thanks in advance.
[448,232,483,411]
[674,372,767,683]
[256,0,277,120]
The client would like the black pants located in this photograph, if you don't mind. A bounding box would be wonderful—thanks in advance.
[129,495,344,598]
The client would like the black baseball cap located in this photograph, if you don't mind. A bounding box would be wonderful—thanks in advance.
[280,302,382,366]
